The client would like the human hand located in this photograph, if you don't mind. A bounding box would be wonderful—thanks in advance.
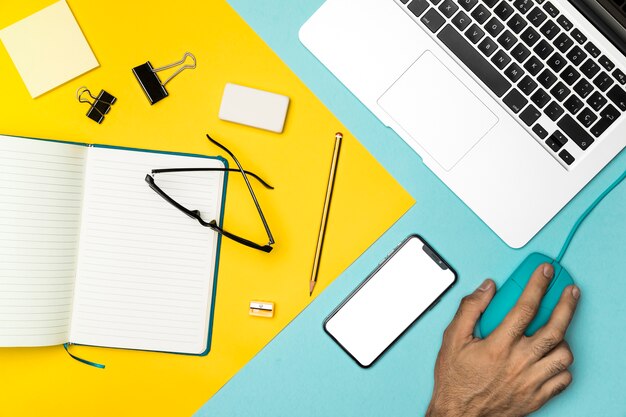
[426,263,580,417]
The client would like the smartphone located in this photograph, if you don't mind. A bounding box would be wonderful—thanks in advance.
[324,235,456,367]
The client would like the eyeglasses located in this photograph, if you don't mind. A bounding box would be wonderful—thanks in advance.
[145,133,275,253]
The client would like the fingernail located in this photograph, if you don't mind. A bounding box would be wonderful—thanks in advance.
[543,264,554,279]
[478,279,492,291]
[572,286,580,300]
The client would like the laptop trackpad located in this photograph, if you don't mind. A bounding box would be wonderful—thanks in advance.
[378,51,498,171]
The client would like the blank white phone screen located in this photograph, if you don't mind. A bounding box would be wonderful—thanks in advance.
[325,237,455,367]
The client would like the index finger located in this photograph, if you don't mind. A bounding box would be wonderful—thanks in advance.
[491,263,554,343]
[530,285,580,358]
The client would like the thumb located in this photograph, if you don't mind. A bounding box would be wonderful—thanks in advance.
[445,279,496,344]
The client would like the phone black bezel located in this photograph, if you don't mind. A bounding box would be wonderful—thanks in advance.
[323,234,457,368]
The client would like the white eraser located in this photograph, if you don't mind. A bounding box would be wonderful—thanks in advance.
[219,83,290,133]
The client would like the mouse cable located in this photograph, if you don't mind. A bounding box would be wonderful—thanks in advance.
[556,169,626,263]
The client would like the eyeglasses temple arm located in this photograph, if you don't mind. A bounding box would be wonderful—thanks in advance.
[207,133,275,245]
[151,167,274,189]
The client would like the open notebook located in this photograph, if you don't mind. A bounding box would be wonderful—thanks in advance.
[0,135,226,355]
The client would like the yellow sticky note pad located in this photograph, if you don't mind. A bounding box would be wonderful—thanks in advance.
[0,1,414,416]
[0,1,98,98]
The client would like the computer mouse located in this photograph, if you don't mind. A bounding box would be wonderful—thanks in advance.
[478,253,574,338]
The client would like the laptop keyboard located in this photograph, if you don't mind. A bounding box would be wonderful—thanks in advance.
[397,0,626,168]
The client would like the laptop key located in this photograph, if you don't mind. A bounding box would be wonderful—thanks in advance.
[498,30,518,50]
[478,37,499,56]
[561,65,580,85]
[584,42,601,58]
[546,132,566,151]
[494,1,514,20]
[540,20,560,40]
[598,55,615,71]
[459,0,479,12]
[571,28,587,44]
[553,33,573,53]
[466,24,486,43]
[564,95,583,114]
[547,52,567,72]
[520,104,541,125]
[577,107,598,127]
[556,15,572,31]
[483,0,499,7]
[590,104,620,137]
[513,0,532,14]
[573,79,593,98]
[607,85,626,111]
[593,72,614,92]
[587,92,607,111]
[485,17,505,36]
[430,0,443,5]
[422,8,447,32]
[519,75,538,95]
[471,4,491,23]
[524,56,544,75]
[491,49,511,69]
[452,11,472,30]
[580,59,600,78]
[527,7,547,27]
[566,46,586,66]
[531,88,551,107]
[504,62,525,82]
[559,149,575,165]
[532,123,549,138]
[503,88,528,113]
[513,0,533,14]
[409,0,430,17]
[550,81,570,101]
[558,115,594,149]
[507,14,528,34]
[538,69,558,88]
[543,1,559,17]
[439,0,459,17]
[553,131,568,146]
[613,69,626,85]
[600,103,620,121]
[534,39,554,59]
[438,25,512,97]
[511,43,531,62]
[520,27,540,46]
[545,101,564,120]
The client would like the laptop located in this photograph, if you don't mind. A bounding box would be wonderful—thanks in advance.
[300,0,626,247]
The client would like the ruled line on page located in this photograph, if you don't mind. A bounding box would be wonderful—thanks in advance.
[70,147,224,354]
[0,136,86,347]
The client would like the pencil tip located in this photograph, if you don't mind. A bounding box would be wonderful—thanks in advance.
[309,281,315,296]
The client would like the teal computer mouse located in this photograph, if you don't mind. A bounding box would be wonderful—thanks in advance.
[478,253,575,338]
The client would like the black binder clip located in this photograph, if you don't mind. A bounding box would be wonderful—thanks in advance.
[132,52,196,105]
[77,87,117,124]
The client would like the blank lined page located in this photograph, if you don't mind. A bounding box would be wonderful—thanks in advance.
[0,135,86,347]
[70,146,224,354]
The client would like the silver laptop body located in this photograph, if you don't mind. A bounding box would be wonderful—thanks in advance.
[300,0,626,247]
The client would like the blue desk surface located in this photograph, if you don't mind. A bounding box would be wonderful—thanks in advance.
[197,1,626,416]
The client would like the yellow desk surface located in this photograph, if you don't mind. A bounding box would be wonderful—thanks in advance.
[0,1,414,415]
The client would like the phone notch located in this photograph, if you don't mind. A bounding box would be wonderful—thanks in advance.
[422,243,449,270]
